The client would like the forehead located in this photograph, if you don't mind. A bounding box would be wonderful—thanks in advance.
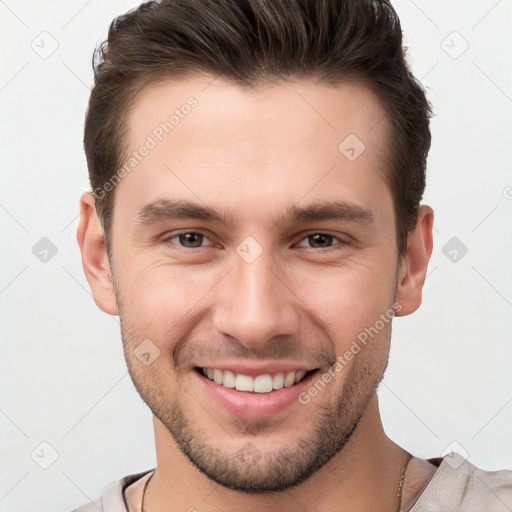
[125,75,388,152]
[116,75,392,227]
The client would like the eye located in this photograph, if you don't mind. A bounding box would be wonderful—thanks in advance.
[161,231,349,251]
[296,233,347,249]
[162,232,214,249]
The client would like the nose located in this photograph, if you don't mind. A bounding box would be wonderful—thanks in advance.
[211,247,300,350]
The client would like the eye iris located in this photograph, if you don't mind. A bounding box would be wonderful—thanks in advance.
[179,233,203,248]
[309,234,333,248]
[174,233,337,249]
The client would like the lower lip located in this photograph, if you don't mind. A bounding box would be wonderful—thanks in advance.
[194,370,318,419]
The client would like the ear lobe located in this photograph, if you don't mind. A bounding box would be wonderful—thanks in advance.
[76,191,119,315]
[394,205,434,317]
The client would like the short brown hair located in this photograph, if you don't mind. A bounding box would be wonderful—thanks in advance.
[84,0,432,259]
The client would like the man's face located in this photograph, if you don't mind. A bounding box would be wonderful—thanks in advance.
[109,76,400,492]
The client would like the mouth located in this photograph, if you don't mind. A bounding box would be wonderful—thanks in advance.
[195,367,319,394]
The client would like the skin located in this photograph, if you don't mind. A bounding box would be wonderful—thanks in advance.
[77,75,434,511]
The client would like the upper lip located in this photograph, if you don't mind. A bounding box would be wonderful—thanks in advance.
[194,361,318,377]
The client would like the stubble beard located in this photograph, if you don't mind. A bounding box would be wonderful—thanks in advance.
[120,322,391,494]
[111,261,396,494]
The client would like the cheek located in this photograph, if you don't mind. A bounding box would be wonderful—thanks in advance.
[117,262,222,350]
[291,263,395,342]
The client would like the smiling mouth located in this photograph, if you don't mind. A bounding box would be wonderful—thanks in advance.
[196,367,319,394]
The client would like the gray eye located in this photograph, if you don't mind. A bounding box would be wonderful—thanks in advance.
[174,233,208,248]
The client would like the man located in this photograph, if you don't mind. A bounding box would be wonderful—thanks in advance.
[74,0,512,511]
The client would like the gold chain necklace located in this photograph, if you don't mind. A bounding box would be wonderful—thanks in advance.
[396,453,412,512]
[141,454,412,512]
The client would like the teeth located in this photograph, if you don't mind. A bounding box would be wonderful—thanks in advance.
[253,374,273,393]
[213,369,223,385]
[222,370,236,388]
[201,368,309,393]
[284,372,295,388]
[294,370,306,383]
[235,373,254,392]
[272,373,284,390]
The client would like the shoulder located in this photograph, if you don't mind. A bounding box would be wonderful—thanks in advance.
[69,470,154,512]
[411,453,512,511]
[71,497,103,512]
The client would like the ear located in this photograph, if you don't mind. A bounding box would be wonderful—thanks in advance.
[394,205,434,316]
[76,191,119,315]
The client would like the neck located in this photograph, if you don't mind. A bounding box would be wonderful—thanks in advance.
[145,395,410,512]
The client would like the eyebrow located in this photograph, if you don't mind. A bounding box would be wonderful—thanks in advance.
[135,198,375,228]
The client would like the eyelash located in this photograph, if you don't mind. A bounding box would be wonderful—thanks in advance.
[160,231,349,252]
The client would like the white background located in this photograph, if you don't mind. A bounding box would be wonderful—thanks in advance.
[1,1,511,511]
